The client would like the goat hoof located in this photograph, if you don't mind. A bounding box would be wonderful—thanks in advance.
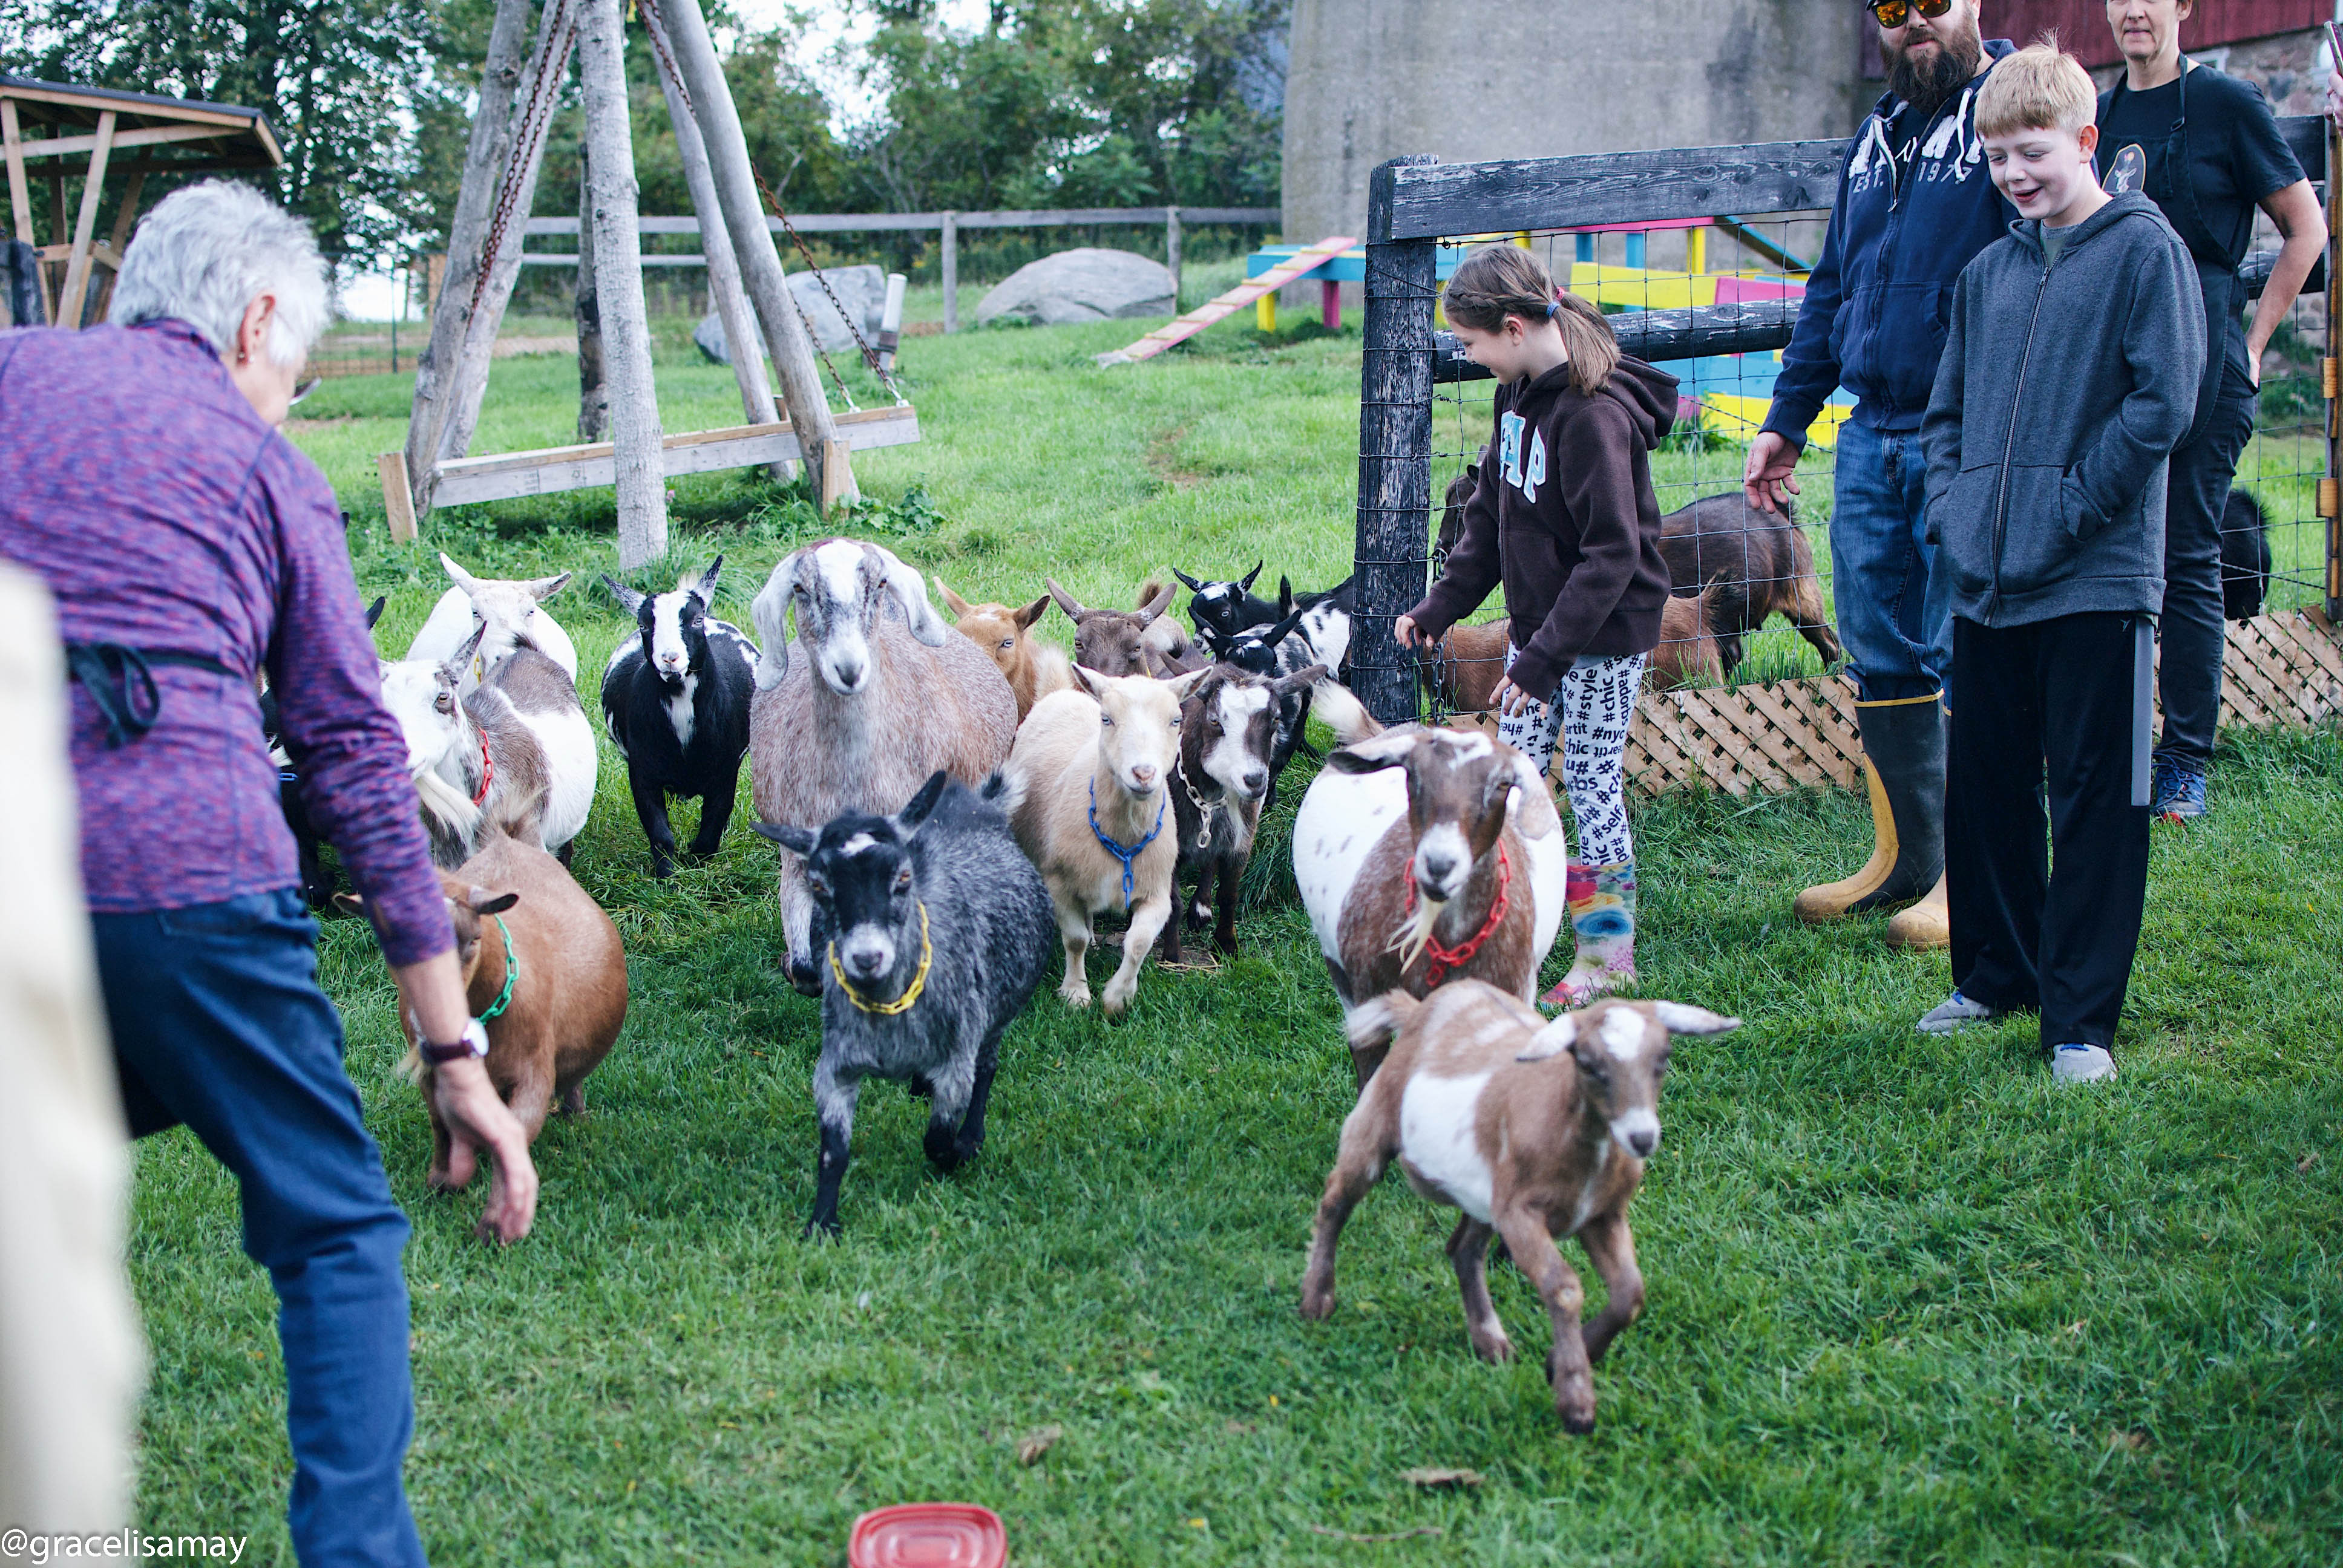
[1299,1290,1335,1321]
[1058,983,1093,1010]
[788,958,823,998]
[801,1217,842,1242]
[1561,1411,1596,1436]
[1473,1336,1515,1364]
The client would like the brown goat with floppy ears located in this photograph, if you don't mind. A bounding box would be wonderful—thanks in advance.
[935,576,1073,722]
[1292,696,1569,1085]
[1300,981,1738,1434]
[339,828,627,1194]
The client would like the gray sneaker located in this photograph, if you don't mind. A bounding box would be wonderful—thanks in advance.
[1917,989,2002,1034]
[2051,1043,2117,1083]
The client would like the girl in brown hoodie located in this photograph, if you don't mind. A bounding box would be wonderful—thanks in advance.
[1396,244,1679,1007]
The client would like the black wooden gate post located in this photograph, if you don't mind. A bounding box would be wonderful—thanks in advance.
[1353,155,1439,726]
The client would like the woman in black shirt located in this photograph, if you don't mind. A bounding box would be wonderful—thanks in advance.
[2096,0,2322,819]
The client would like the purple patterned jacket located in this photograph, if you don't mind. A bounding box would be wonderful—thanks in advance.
[0,319,450,965]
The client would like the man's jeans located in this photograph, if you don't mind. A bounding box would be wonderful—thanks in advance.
[93,889,426,1568]
[1831,418,1951,702]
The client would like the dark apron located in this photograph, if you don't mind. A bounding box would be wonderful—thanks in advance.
[2102,63,2240,444]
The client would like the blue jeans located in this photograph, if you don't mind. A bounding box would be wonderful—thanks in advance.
[1831,419,1950,702]
[93,889,425,1568]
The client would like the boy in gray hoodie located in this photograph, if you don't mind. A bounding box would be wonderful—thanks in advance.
[1918,42,2205,1083]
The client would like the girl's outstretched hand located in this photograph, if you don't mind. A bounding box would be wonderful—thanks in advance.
[1489,672,1542,719]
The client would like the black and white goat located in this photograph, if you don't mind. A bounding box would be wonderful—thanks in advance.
[1172,562,1278,647]
[1197,602,1319,810]
[600,558,759,877]
[755,770,1055,1237]
[1160,660,1325,964]
[1282,573,1354,680]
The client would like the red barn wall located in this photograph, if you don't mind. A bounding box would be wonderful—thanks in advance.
[1989,2,2330,66]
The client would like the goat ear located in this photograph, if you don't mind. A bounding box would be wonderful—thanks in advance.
[1014,593,1052,631]
[1162,666,1210,699]
[1265,604,1308,646]
[1135,578,1175,622]
[1501,751,1562,839]
[1172,567,1205,593]
[332,892,365,916]
[934,575,974,617]
[1046,577,1088,619]
[750,551,807,690]
[871,545,948,646]
[362,596,387,631]
[1648,1001,1742,1037]
[437,551,482,595]
[896,769,951,832]
[1239,561,1263,593]
[752,820,818,857]
[693,555,724,603]
[602,575,647,616]
[467,888,520,915]
[1515,1013,1579,1062]
[1326,731,1417,773]
[1277,575,1296,615]
[525,571,572,602]
[441,623,487,685]
[1273,662,1329,697]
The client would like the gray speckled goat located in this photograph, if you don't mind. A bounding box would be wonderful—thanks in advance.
[756,769,1055,1237]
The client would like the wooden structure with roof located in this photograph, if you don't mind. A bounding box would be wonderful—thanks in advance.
[0,76,283,330]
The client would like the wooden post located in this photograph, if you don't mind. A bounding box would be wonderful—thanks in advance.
[1353,157,1438,726]
[940,210,958,333]
[91,170,142,322]
[0,98,45,325]
[641,0,782,449]
[658,0,850,509]
[53,111,113,330]
[819,437,853,514]
[2328,119,2341,621]
[378,452,418,543]
[1165,204,1181,304]
[402,0,537,513]
[573,141,607,442]
[577,0,667,569]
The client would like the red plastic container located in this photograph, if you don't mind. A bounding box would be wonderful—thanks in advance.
[847,1503,1007,1568]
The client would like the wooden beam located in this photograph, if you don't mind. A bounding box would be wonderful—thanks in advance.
[426,405,919,508]
[377,451,418,543]
[658,0,848,509]
[95,169,142,321]
[53,111,113,329]
[7,123,237,160]
[577,0,667,569]
[1381,140,1848,240]
[402,0,537,514]
[1,99,32,247]
[0,83,257,128]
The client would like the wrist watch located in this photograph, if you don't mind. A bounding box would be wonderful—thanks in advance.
[418,1018,490,1066]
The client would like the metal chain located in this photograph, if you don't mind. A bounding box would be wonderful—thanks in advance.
[635,0,689,116]
[468,0,576,322]
[751,161,908,407]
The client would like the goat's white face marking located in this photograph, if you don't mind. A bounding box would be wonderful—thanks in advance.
[649,591,692,679]
[1092,674,1183,798]
[808,541,877,694]
[1440,730,1493,762]
[1601,1007,1647,1062]
[837,920,899,981]
[1412,821,1472,904]
[1610,1106,1661,1158]
[1399,1070,1496,1224]
[841,833,879,855]
[1200,684,1273,797]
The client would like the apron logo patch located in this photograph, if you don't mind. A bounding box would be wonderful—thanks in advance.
[2108,143,2147,195]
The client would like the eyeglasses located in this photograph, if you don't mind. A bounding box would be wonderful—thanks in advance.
[1869,0,1953,27]
[289,376,322,408]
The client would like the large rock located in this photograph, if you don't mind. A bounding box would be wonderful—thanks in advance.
[974,248,1176,327]
[693,263,889,365]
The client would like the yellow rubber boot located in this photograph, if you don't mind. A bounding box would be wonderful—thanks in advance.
[1795,692,1945,924]
[1794,757,1898,922]
[1886,872,1950,950]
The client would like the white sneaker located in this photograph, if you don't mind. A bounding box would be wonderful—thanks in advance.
[2051,1043,2117,1083]
[1917,989,2001,1034]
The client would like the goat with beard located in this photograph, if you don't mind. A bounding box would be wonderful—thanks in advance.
[1742,0,2013,953]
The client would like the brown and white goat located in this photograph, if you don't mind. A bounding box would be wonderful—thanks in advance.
[1299,981,1738,1433]
[936,577,1072,722]
[1158,659,1325,964]
[750,539,1019,993]
[1047,578,1190,679]
[1292,708,1568,1083]
[1001,664,1208,1014]
[341,827,628,1189]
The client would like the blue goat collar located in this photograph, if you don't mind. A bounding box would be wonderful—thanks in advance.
[1088,777,1165,912]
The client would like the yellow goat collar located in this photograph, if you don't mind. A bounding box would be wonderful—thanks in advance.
[828,901,933,1016]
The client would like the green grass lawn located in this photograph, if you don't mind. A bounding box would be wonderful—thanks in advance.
[125,295,2343,1565]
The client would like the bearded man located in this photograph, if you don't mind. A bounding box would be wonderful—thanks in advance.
[1743,0,2014,950]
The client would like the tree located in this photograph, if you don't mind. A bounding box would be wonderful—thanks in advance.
[0,0,441,260]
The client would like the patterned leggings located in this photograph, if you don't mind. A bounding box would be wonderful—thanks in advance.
[1497,644,1644,866]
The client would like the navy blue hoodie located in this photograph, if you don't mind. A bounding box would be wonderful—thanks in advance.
[1762,40,2019,446]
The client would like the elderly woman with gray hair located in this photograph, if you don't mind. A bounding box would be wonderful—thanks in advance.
[0,180,534,1566]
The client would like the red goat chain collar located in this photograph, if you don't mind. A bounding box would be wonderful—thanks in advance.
[471,733,494,806]
[1403,844,1511,987]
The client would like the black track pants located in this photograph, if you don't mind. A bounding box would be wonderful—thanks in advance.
[2157,359,2257,772]
[1946,613,2152,1053]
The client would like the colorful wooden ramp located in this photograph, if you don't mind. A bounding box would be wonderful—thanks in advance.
[1094,236,1356,365]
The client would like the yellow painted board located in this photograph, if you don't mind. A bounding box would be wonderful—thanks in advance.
[1567,263,1718,311]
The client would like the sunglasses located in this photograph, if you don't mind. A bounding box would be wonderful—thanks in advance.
[1870,0,1952,27]
[289,376,322,408]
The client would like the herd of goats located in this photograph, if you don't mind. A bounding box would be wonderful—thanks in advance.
[281,488,1860,1431]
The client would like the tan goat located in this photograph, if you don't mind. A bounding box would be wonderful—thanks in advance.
[936,576,1072,722]
[1300,981,1738,1433]
[1002,664,1207,1015]
[341,829,627,1194]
